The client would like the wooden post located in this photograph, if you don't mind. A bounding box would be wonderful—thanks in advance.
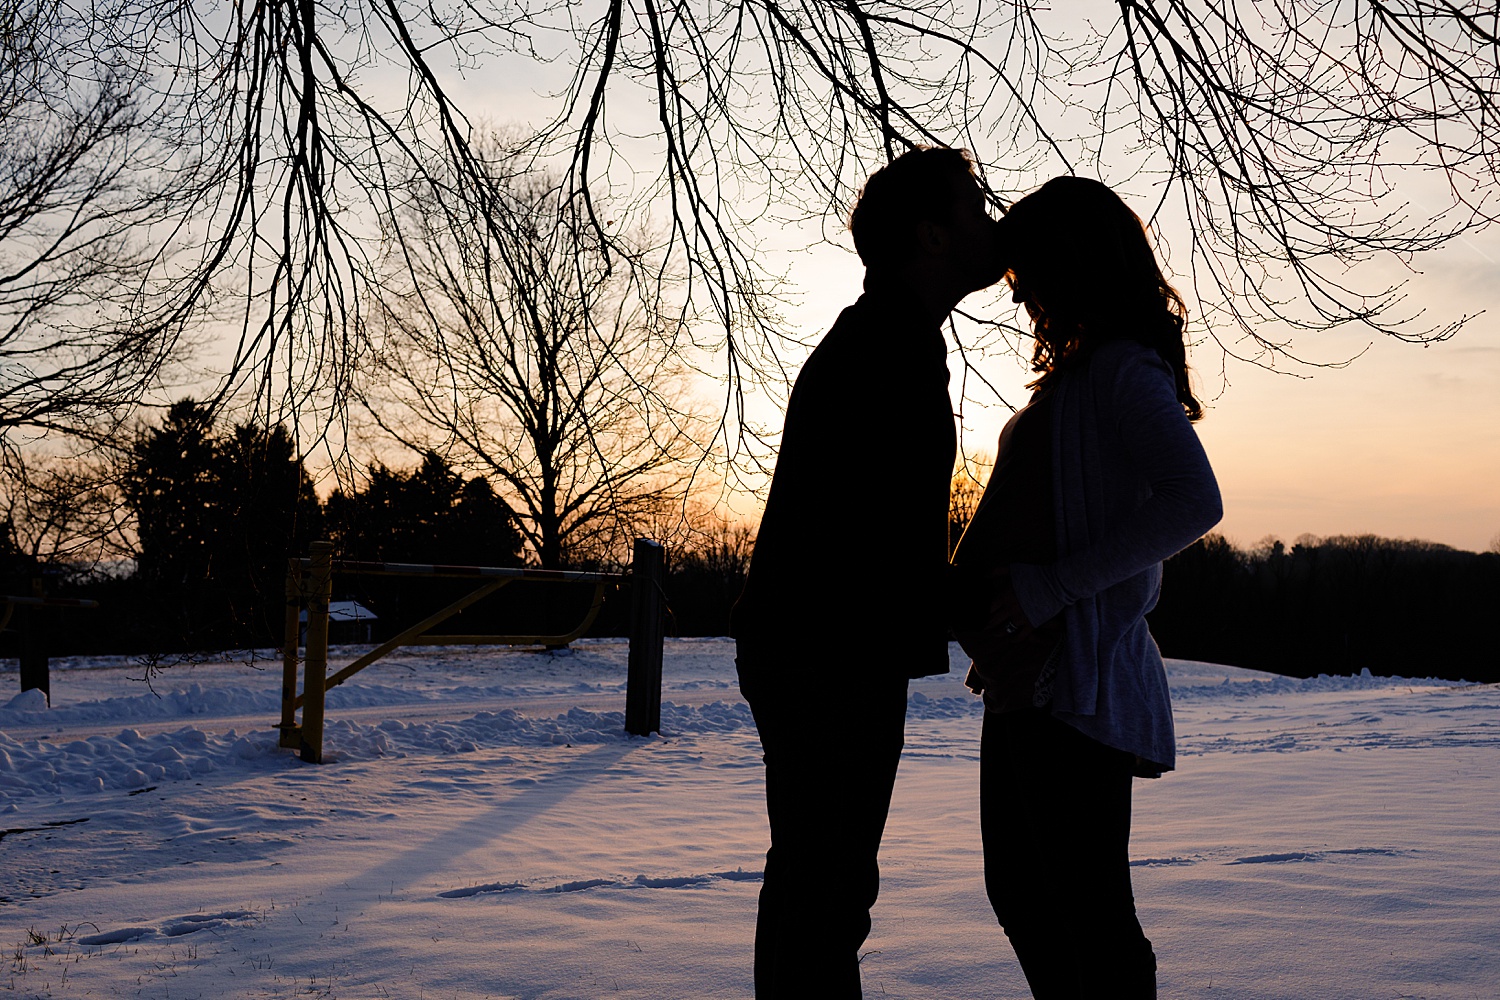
[278,557,303,749]
[300,541,334,763]
[18,574,48,706]
[625,538,665,736]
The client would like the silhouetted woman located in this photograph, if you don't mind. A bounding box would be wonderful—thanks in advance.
[950,176,1222,999]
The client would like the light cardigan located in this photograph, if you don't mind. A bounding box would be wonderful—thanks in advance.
[1010,339,1223,774]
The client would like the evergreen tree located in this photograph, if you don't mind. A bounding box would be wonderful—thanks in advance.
[121,400,218,592]
[325,452,522,568]
[121,401,324,650]
[211,420,325,642]
[448,474,525,569]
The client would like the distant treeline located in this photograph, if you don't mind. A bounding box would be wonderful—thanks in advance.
[0,514,750,666]
[642,531,1500,686]
[1150,534,1499,684]
[2,407,1495,687]
[0,399,529,659]
[0,399,753,662]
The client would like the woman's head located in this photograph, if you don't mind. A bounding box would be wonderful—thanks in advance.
[998,176,1203,421]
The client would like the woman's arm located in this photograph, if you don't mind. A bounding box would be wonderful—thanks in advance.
[1010,349,1222,626]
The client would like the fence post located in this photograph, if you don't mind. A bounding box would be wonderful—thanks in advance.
[278,557,303,749]
[625,538,665,736]
[17,573,48,706]
[300,540,334,763]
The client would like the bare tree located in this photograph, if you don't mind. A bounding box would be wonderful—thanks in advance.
[0,0,210,438]
[949,451,994,556]
[0,448,132,576]
[4,0,1496,445]
[362,152,712,568]
[544,1,1498,374]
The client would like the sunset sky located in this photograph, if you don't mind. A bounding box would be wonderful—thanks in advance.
[732,215,1499,555]
[461,16,1499,555]
[240,8,1498,557]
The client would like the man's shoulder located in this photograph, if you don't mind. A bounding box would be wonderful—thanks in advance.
[811,289,939,361]
[818,296,878,348]
[791,298,873,384]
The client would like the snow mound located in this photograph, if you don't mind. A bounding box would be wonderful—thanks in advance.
[4,688,47,712]
[1171,666,1473,700]
[0,700,759,804]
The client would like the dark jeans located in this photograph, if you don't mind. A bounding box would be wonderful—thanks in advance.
[981,708,1157,999]
[740,662,909,999]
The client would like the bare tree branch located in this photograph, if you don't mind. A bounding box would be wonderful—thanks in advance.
[361,145,713,567]
[3,0,1495,465]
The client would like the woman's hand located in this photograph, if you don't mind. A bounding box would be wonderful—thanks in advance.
[974,564,1036,643]
[959,565,1065,695]
[952,564,1039,663]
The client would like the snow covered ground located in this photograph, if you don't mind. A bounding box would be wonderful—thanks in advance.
[1,639,1496,999]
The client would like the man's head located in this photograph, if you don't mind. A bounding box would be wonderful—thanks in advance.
[849,147,1003,297]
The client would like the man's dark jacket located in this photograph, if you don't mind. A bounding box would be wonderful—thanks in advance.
[732,281,957,678]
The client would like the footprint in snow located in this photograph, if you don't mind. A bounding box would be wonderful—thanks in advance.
[1227,847,1410,865]
[76,909,258,946]
[438,869,764,898]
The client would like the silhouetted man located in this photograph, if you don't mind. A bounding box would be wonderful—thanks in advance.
[731,147,1004,997]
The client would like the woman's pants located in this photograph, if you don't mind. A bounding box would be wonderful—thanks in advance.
[981,708,1157,999]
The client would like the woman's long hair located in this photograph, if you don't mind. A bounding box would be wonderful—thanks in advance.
[999,177,1204,422]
